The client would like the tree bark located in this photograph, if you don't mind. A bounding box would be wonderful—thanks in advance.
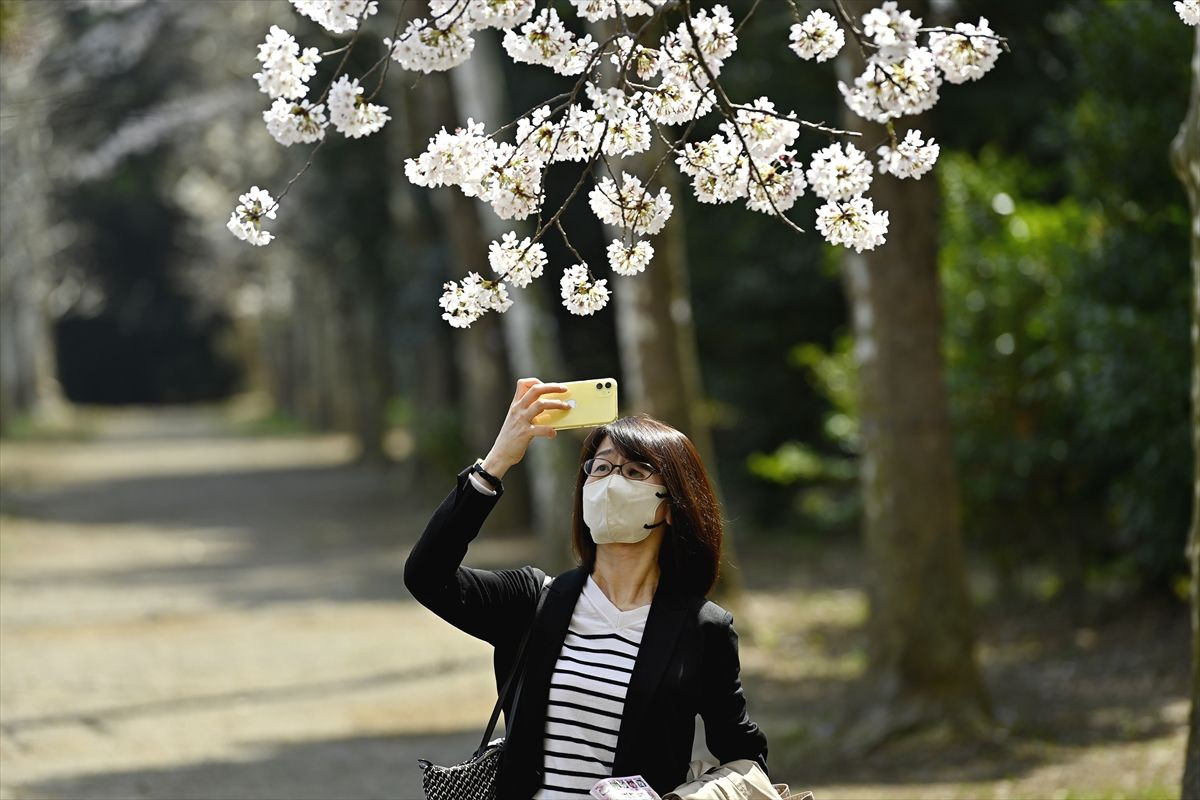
[1169,25,1200,800]
[837,3,991,747]
[0,3,70,435]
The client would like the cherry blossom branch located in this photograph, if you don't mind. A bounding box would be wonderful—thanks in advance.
[365,1,412,102]
[679,0,806,234]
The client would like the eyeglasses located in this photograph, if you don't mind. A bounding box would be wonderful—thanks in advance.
[582,457,659,481]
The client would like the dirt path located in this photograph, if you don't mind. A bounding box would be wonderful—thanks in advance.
[0,403,542,800]
[0,403,1190,800]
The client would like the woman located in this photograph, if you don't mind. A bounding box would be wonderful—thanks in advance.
[405,378,768,799]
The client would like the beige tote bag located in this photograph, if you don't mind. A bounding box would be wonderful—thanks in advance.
[662,759,812,800]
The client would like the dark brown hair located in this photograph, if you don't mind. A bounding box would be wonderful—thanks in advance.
[570,414,723,597]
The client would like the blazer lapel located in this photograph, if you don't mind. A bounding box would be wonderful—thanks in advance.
[515,566,588,735]
[611,575,688,775]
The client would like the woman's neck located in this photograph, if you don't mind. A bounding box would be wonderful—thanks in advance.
[591,543,661,611]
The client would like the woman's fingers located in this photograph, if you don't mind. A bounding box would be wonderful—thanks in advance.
[531,424,558,439]
[525,397,571,418]
[518,382,569,409]
[512,377,541,406]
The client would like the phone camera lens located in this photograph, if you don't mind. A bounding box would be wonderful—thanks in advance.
[604,381,612,388]
[596,382,602,390]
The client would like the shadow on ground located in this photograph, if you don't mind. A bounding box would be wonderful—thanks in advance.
[15,729,480,800]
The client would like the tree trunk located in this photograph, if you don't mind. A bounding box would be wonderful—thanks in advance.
[1169,25,1200,800]
[386,82,461,490]
[341,255,393,467]
[0,3,70,435]
[451,30,577,570]
[837,4,990,748]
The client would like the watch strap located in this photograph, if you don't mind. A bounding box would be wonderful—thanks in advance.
[470,459,504,492]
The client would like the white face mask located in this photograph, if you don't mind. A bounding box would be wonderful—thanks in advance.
[582,474,669,544]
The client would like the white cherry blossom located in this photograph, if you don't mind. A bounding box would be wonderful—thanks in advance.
[254,25,320,100]
[428,0,535,31]
[226,186,277,247]
[807,142,873,202]
[328,75,390,138]
[439,272,512,328]
[587,84,651,157]
[862,1,921,63]
[876,129,940,179]
[589,172,674,237]
[610,35,661,80]
[263,98,327,146]
[789,9,844,63]
[929,17,1003,83]
[840,46,941,123]
[385,18,475,74]
[568,0,658,23]
[290,0,378,34]
[676,134,748,205]
[502,8,598,76]
[746,157,807,214]
[551,104,602,162]
[669,5,737,70]
[514,106,560,164]
[815,196,890,253]
[1177,0,1200,25]
[405,119,494,189]
[488,232,547,287]
[476,143,543,219]
[560,264,611,315]
[723,97,799,161]
[606,239,654,276]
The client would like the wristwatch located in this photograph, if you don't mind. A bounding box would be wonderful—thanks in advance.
[469,459,504,493]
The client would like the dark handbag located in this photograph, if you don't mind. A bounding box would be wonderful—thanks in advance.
[417,580,550,800]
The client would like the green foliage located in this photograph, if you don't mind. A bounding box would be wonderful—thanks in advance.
[0,411,98,442]
[937,0,1193,596]
[0,0,22,43]
[745,335,859,533]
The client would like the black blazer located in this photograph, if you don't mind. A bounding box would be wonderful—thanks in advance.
[404,463,769,799]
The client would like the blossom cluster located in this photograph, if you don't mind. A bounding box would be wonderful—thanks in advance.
[291,0,378,34]
[789,10,844,63]
[226,186,278,246]
[230,0,1006,328]
[439,272,513,329]
[674,96,806,217]
[254,25,320,100]
[1176,0,1200,25]
[877,129,940,180]
[328,75,390,139]
[833,2,1002,124]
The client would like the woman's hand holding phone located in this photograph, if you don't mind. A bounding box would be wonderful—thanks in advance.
[480,378,570,479]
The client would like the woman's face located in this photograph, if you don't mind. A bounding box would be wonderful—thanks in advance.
[585,435,671,528]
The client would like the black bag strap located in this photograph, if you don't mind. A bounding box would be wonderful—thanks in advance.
[474,576,551,757]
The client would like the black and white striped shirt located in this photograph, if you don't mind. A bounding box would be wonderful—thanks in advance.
[532,574,649,799]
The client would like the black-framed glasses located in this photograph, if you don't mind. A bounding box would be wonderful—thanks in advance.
[582,457,658,481]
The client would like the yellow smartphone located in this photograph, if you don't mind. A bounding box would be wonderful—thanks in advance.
[532,378,619,430]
